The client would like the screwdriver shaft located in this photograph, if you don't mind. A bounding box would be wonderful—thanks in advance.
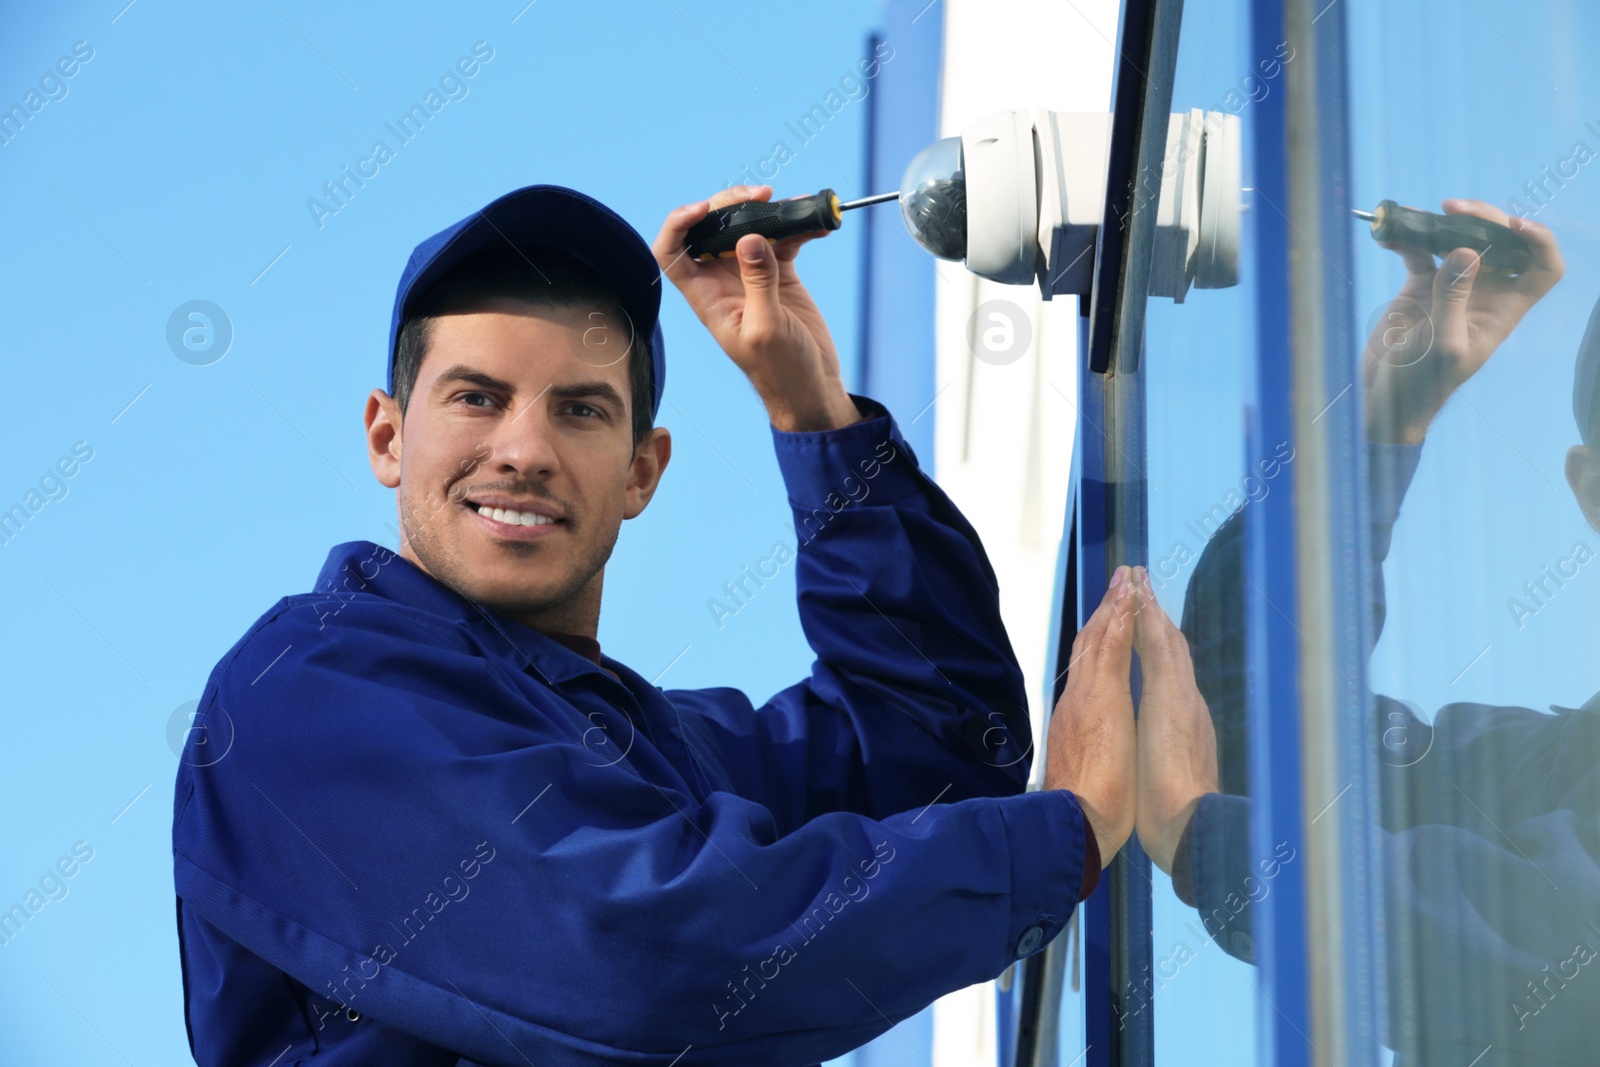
[840,191,899,211]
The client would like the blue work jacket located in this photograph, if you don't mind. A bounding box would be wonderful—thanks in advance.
[172,398,1092,1066]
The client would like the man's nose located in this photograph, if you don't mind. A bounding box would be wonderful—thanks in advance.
[485,395,560,479]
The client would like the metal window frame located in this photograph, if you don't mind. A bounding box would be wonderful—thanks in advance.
[1248,0,1383,1063]
[1023,2,1187,1065]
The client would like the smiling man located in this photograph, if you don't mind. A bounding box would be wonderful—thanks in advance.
[171,183,1133,1067]
[372,240,668,638]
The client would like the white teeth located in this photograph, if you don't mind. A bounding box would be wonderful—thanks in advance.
[476,505,554,527]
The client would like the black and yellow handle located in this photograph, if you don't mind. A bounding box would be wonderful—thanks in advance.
[1362,199,1532,273]
[685,189,844,261]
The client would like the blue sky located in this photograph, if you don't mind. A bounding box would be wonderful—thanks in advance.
[0,2,903,1062]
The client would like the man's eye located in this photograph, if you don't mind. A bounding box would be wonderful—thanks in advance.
[564,402,603,419]
[458,392,497,409]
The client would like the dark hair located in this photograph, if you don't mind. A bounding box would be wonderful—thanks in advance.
[392,245,655,446]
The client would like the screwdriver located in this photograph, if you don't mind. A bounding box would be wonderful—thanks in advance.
[1352,200,1531,273]
[685,189,899,261]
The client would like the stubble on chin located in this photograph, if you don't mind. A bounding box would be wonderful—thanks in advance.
[398,483,615,619]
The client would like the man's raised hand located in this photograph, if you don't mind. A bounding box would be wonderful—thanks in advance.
[652,186,861,433]
[1363,200,1563,444]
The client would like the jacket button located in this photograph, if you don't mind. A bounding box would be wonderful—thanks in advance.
[1016,924,1045,958]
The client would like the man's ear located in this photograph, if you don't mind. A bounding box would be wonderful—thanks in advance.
[1566,445,1600,533]
[624,426,672,520]
[366,389,402,489]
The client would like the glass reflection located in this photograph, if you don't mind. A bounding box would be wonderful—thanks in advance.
[1138,3,1600,1062]
[1134,1,1269,1060]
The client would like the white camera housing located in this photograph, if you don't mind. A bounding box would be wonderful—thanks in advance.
[905,108,1242,301]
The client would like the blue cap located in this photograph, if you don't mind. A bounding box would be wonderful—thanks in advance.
[1577,293,1600,447]
[387,184,666,417]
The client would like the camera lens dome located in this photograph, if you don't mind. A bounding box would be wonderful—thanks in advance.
[899,136,968,262]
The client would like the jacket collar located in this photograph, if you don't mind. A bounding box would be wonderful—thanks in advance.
[314,540,611,687]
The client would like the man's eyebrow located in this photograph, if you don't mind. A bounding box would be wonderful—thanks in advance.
[550,381,626,410]
[432,365,516,394]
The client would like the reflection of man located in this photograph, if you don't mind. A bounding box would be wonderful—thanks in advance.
[170,183,1139,1065]
[1135,202,1600,1062]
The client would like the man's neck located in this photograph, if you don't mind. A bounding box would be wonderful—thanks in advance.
[396,539,603,638]
[508,605,599,641]
[504,573,603,639]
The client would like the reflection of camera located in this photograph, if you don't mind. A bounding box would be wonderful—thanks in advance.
[899,109,1241,302]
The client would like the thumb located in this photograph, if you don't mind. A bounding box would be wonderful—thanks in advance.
[736,234,782,342]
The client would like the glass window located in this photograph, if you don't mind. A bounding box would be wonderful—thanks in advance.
[1343,1,1600,1061]
[1139,0,1273,1060]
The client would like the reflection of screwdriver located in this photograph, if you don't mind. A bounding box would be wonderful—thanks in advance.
[685,189,899,261]
[1352,200,1531,273]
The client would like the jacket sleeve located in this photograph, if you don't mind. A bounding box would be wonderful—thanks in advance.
[172,596,1088,1067]
[1369,698,1600,1053]
[1181,709,1600,1057]
[666,396,1036,838]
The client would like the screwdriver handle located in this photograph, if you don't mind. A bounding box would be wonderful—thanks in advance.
[685,189,843,261]
[1365,199,1531,273]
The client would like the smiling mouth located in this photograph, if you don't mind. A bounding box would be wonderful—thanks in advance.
[463,500,562,528]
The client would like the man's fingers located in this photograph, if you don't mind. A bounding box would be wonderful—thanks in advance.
[1077,566,1123,636]
[1130,567,1167,636]
[651,200,708,274]
[1051,566,1138,854]
[1508,213,1566,290]
[1068,566,1128,676]
[712,184,772,210]
[1379,239,1442,279]
[1131,569,1182,666]
[1430,247,1481,358]
[1067,594,1108,677]
[650,186,775,282]
[1096,568,1137,680]
[1441,198,1565,295]
[1441,197,1510,228]
[772,228,831,262]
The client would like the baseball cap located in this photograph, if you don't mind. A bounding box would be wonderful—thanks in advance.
[387,184,667,417]
[1576,292,1600,447]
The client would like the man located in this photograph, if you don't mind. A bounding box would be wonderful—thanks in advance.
[1137,202,1600,1062]
[171,183,1140,1066]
